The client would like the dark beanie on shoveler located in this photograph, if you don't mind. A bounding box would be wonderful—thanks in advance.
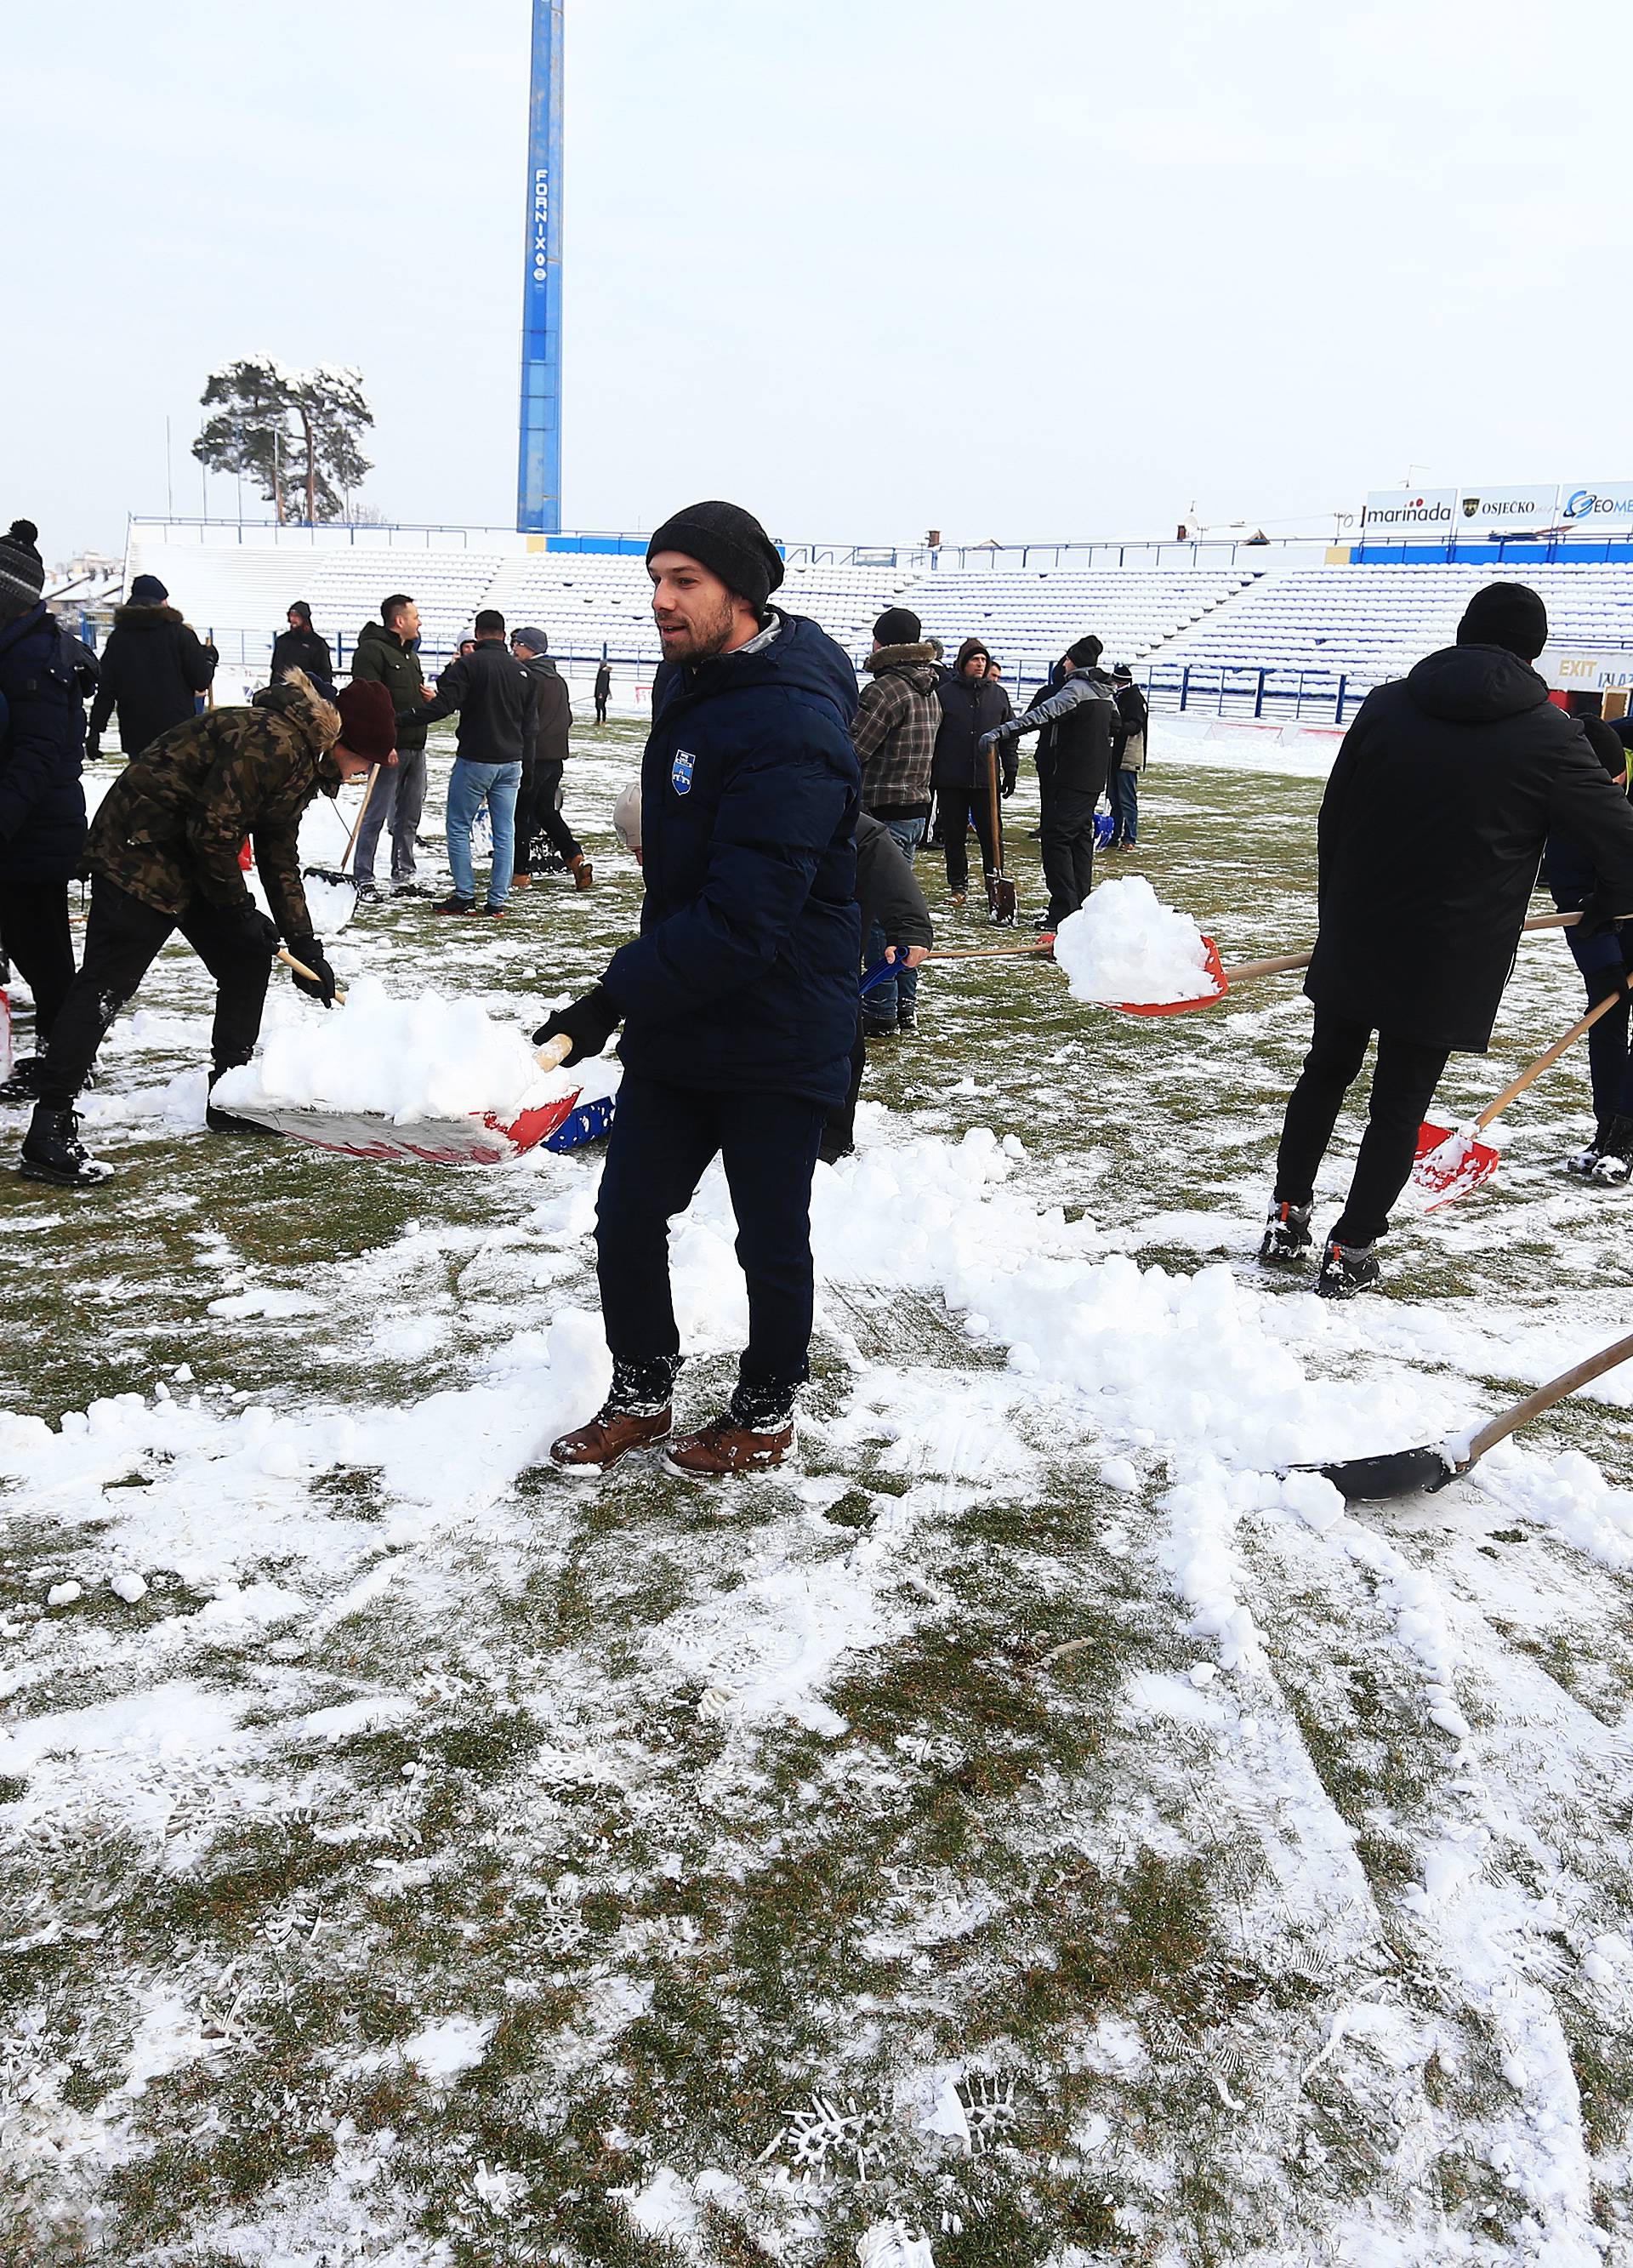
[0,518,44,609]
[646,501,784,613]
[955,637,990,671]
[1456,582,1548,662]
[1067,635,1103,669]
[873,605,922,647]
[1584,716,1629,780]
[333,676,397,764]
[128,573,169,605]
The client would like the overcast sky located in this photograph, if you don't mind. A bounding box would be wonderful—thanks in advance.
[7,0,1630,561]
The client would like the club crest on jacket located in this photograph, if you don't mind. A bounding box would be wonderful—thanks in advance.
[671,749,696,795]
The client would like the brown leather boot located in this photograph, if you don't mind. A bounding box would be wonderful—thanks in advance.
[664,1414,794,1479]
[549,1404,672,1472]
[570,853,595,890]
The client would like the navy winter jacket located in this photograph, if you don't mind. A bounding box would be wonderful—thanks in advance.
[0,605,91,886]
[603,611,862,1107]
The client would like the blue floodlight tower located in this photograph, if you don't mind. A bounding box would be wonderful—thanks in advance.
[516,0,564,533]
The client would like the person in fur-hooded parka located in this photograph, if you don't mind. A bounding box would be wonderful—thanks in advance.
[20,673,390,1186]
[87,670,345,939]
[87,586,218,757]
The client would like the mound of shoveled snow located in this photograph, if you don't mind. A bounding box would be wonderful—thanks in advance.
[211,976,617,1125]
[1052,875,1215,1005]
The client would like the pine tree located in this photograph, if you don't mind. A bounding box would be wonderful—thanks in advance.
[192,358,374,523]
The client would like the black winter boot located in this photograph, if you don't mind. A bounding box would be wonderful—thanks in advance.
[20,1106,114,1187]
[1589,1113,1633,1188]
[0,1055,45,1103]
[1258,1200,1313,1266]
[1315,1236,1381,1300]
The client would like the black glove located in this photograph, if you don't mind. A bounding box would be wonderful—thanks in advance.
[1576,892,1628,941]
[284,934,337,1007]
[999,778,1015,800]
[226,903,280,957]
[533,983,620,1067]
[977,729,1001,757]
[85,733,100,762]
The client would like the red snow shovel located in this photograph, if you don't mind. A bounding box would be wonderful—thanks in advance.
[1112,943,1310,1017]
[1302,1327,1633,1502]
[1413,975,1632,1208]
[226,952,588,1165]
[1111,907,1588,1020]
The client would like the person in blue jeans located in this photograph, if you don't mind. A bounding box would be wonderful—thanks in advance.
[445,756,521,915]
[402,607,535,918]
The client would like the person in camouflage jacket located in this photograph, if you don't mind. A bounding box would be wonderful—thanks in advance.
[20,672,395,1188]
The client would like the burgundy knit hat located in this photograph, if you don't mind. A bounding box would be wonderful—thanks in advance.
[334,677,397,763]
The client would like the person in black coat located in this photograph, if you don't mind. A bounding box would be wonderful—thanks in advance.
[932,639,1014,901]
[821,812,934,1162]
[542,500,860,1480]
[511,628,591,889]
[87,574,217,759]
[1262,583,1633,1296]
[986,634,1118,929]
[0,520,91,1098]
[1542,717,1633,1181]
[269,601,335,700]
[595,658,612,724]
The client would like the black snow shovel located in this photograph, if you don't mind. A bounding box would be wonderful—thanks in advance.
[985,744,1016,926]
[303,764,382,892]
[1301,1329,1633,1502]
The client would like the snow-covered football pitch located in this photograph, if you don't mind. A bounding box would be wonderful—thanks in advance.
[3,715,1632,2267]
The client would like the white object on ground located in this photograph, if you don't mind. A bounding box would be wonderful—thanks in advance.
[109,1571,148,1604]
[857,2223,936,2268]
[1052,875,1215,1005]
[211,976,619,1125]
[46,1581,82,1607]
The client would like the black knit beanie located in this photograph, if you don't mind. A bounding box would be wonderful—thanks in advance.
[0,518,44,612]
[1067,635,1103,669]
[1456,582,1548,662]
[288,599,313,627]
[646,501,784,613]
[873,605,922,647]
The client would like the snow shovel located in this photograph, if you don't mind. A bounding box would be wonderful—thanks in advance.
[233,952,591,1165]
[303,763,381,893]
[1413,968,1632,1208]
[1303,1327,1633,1502]
[1112,943,1310,1017]
[985,748,1017,927]
[1111,909,1587,1020]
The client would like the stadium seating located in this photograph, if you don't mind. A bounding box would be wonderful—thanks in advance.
[893,565,1262,682]
[117,532,1633,722]
[1145,564,1633,714]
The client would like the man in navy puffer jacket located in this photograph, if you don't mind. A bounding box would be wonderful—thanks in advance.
[0,519,91,1100]
[543,501,861,1479]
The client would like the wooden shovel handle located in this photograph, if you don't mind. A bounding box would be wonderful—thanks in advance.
[926,943,1054,961]
[276,948,348,1006]
[339,763,382,871]
[1476,975,1632,1131]
[1463,1328,1633,1469]
[1219,950,1311,983]
[1214,912,1580,993]
[534,1035,573,1072]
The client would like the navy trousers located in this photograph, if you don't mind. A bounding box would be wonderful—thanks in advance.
[595,1073,828,1391]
